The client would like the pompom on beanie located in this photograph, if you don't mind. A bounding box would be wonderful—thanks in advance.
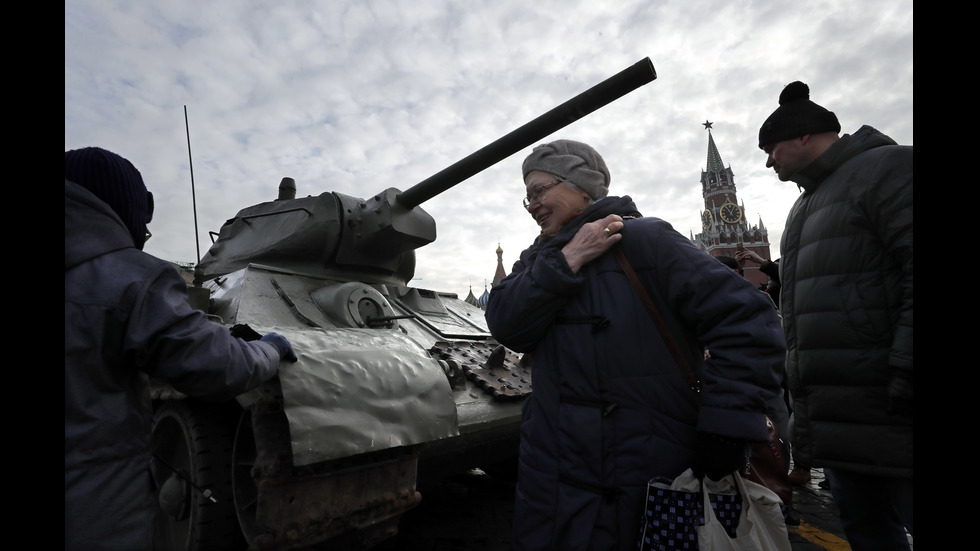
[522,139,610,200]
[758,81,840,148]
[66,147,154,250]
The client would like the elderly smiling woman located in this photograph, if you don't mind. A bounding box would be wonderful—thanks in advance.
[486,139,786,550]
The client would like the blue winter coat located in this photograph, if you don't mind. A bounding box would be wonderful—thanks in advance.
[485,196,785,550]
[65,180,282,551]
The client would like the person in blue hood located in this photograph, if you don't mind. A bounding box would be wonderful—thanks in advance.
[65,147,297,551]
[486,139,786,550]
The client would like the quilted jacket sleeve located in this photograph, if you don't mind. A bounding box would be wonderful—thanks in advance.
[123,260,281,401]
[620,218,786,442]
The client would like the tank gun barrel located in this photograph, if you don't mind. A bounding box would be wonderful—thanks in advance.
[395,57,657,209]
[195,58,657,287]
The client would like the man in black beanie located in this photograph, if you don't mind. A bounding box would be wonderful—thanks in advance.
[65,147,298,551]
[758,83,913,550]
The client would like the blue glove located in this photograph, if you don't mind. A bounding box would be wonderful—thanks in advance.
[692,432,749,481]
[260,332,298,362]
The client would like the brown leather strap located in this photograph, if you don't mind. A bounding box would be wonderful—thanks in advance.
[614,246,701,393]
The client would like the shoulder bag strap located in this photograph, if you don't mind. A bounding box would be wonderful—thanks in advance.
[613,246,701,393]
[616,247,794,503]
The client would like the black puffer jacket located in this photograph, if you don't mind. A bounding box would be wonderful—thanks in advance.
[780,126,912,478]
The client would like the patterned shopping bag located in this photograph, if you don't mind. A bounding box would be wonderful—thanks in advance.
[637,471,741,551]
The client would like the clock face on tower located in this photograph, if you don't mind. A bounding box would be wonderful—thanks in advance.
[719,202,742,224]
[701,209,713,229]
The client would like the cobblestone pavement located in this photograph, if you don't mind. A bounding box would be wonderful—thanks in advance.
[386,465,913,551]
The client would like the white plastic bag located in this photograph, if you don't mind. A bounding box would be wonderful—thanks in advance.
[669,467,703,492]
[698,471,791,551]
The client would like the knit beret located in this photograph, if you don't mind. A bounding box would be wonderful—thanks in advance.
[65,147,154,250]
[522,139,610,200]
[758,81,841,148]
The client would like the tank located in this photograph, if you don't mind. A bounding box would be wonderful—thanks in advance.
[150,58,657,551]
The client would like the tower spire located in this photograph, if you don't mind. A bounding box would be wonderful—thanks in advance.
[704,121,725,174]
[492,242,506,287]
[692,120,772,288]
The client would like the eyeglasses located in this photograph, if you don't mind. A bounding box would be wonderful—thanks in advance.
[523,179,563,210]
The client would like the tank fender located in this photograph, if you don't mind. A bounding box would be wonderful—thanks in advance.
[263,326,458,467]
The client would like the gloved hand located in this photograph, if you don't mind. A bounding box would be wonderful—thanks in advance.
[692,432,748,481]
[230,323,263,342]
[260,332,298,363]
[886,368,912,415]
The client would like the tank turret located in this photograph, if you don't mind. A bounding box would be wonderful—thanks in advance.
[152,58,656,551]
[195,57,656,288]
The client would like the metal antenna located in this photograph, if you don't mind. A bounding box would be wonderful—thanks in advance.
[184,105,201,265]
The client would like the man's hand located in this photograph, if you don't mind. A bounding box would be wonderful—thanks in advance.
[260,332,299,363]
[230,323,263,341]
[886,368,912,415]
[692,432,748,481]
[735,249,765,266]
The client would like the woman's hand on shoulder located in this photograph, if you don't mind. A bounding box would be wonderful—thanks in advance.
[562,214,623,273]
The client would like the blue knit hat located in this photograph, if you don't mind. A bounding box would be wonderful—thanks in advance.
[758,81,840,148]
[65,147,154,250]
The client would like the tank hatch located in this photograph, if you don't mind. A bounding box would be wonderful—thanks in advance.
[311,282,399,329]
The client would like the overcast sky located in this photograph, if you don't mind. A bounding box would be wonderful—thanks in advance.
[65,0,913,298]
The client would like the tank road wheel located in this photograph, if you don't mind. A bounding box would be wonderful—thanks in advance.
[231,407,262,543]
[151,400,245,551]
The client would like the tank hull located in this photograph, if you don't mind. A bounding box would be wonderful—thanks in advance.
[153,264,528,550]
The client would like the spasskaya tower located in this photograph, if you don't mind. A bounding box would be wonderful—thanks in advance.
[691,121,772,288]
